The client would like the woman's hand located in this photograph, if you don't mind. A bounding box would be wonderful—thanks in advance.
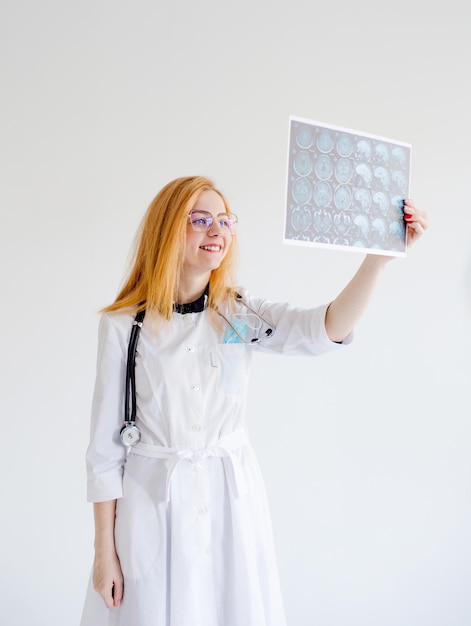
[404,199,428,247]
[93,547,124,609]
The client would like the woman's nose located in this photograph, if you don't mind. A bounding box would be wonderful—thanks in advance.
[208,219,224,236]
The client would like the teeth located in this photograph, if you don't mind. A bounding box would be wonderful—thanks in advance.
[201,245,221,251]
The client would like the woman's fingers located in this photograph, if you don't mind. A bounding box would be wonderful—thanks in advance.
[112,577,124,607]
[93,553,124,609]
[403,199,428,246]
[93,576,115,609]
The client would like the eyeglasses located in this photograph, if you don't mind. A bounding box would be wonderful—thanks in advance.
[188,210,238,234]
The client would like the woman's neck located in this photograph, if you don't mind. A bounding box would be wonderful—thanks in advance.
[176,274,210,304]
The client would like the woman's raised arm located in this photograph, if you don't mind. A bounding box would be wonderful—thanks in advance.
[325,200,428,343]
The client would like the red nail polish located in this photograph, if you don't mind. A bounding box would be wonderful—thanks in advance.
[404,214,413,220]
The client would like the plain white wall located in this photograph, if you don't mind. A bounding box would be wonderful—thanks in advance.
[1,1,470,624]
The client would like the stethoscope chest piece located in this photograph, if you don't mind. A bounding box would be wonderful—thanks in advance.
[120,423,141,447]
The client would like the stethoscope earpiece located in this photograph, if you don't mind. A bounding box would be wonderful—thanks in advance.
[219,293,275,344]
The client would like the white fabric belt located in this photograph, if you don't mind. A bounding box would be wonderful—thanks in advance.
[130,428,249,503]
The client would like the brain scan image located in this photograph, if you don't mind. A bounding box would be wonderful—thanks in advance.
[286,117,410,255]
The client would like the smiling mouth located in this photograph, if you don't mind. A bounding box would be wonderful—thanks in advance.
[200,245,222,252]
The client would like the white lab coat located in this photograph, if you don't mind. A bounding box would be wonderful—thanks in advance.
[80,291,351,626]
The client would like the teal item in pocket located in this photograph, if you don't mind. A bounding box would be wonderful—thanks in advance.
[223,317,248,344]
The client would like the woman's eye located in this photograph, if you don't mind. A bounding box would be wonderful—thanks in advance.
[193,218,207,226]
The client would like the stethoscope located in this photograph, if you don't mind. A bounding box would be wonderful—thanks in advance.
[120,293,275,447]
[217,293,275,344]
[120,309,145,446]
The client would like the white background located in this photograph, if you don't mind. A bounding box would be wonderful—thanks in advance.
[1,1,470,624]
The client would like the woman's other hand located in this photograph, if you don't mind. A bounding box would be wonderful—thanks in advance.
[92,547,124,608]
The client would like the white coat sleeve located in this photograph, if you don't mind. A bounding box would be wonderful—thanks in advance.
[241,291,353,356]
[85,313,129,502]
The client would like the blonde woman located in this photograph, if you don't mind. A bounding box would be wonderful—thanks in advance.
[81,176,427,626]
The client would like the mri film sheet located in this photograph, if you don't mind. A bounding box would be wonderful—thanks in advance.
[285,117,411,256]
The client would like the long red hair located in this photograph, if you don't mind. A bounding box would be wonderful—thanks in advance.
[103,176,238,319]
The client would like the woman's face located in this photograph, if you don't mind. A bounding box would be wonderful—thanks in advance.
[182,189,233,280]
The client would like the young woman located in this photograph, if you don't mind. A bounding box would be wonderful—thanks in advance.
[80,176,427,626]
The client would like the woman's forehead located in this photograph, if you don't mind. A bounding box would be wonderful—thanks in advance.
[192,189,226,215]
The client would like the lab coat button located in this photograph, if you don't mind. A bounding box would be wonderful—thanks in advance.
[194,464,203,472]
[187,346,195,353]
[197,506,208,515]
[191,424,201,432]
[191,384,200,392]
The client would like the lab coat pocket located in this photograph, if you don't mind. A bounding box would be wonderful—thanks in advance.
[210,344,250,396]
[115,456,164,580]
